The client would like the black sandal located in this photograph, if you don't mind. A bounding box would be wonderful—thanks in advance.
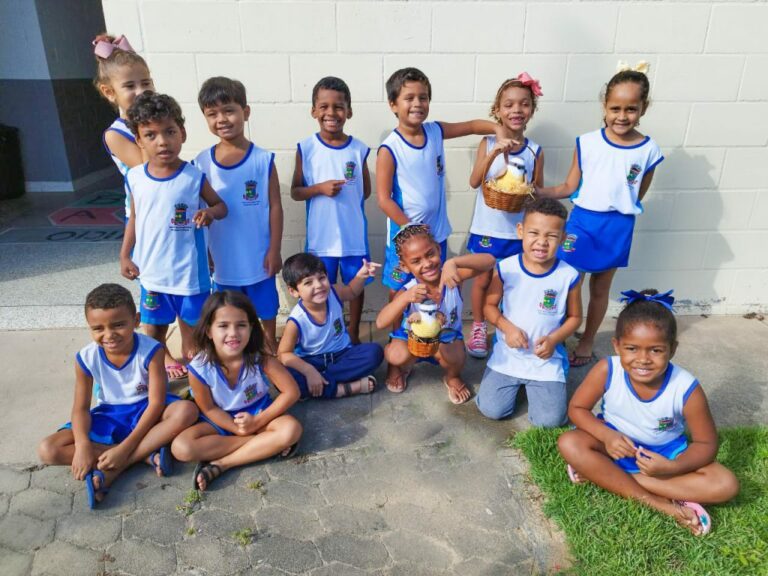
[192,461,222,491]
[277,442,300,460]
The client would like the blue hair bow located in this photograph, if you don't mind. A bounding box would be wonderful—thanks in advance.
[619,289,675,312]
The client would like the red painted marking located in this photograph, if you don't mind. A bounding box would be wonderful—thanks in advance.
[48,207,123,226]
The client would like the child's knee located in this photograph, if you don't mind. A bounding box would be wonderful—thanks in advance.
[557,429,582,459]
[37,436,59,464]
[530,409,567,429]
[167,400,199,427]
[279,416,303,444]
[384,341,409,365]
[710,466,740,503]
[170,434,196,462]
[477,400,510,421]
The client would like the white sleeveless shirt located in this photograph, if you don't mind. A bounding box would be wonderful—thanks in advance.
[298,134,370,257]
[127,162,211,295]
[380,122,451,244]
[194,143,274,286]
[287,288,351,356]
[572,128,663,215]
[188,353,271,412]
[602,357,698,446]
[103,118,135,218]
[400,279,463,336]
[76,333,163,406]
[470,137,540,239]
[487,254,580,382]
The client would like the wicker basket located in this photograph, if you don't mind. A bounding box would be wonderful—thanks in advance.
[482,179,534,213]
[407,332,440,358]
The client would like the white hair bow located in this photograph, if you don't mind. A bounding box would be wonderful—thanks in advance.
[616,60,650,75]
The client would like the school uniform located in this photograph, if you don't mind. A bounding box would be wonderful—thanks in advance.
[102,118,135,220]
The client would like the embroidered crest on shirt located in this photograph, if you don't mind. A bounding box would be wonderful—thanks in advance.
[436,155,444,176]
[142,291,160,311]
[391,267,405,282]
[656,416,674,431]
[562,234,577,253]
[244,383,258,402]
[448,306,458,326]
[171,203,190,227]
[538,289,558,314]
[135,383,148,395]
[344,161,356,183]
[243,180,259,203]
[627,163,642,188]
[333,318,343,336]
[480,236,492,248]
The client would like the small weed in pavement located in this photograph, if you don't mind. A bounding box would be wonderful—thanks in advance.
[231,527,255,546]
[247,479,267,494]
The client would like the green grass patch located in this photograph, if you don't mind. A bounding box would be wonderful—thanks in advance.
[511,427,768,576]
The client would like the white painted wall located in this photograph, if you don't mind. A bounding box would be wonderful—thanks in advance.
[102,0,768,314]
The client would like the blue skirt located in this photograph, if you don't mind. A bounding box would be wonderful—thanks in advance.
[59,394,181,445]
[558,206,635,273]
[200,395,273,436]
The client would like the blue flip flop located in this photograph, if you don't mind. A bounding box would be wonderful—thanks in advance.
[85,470,108,510]
[149,446,173,476]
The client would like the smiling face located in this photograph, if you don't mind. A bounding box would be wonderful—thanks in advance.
[100,63,154,114]
[86,305,140,359]
[207,305,253,362]
[495,86,534,134]
[398,234,442,285]
[203,100,250,143]
[603,81,645,139]
[312,88,351,139]
[136,117,186,169]
[613,322,677,390]
[289,272,332,307]
[390,81,431,129]
[516,212,565,272]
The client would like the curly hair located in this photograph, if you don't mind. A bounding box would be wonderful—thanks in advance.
[522,197,568,223]
[312,76,352,107]
[393,224,435,258]
[615,289,677,345]
[84,283,136,316]
[126,92,185,136]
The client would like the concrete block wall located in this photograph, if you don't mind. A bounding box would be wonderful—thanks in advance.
[102,0,768,314]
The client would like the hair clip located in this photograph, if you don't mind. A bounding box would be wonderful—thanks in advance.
[516,72,543,97]
[93,35,134,59]
[616,60,650,75]
[619,289,675,312]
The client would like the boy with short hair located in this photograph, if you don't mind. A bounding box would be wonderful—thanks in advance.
[291,76,372,344]
[37,283,199,509]
[120,92,227,378]
[194,76,283,352]
[277,253,384,399]
[377,67,507,302]
[477,198,583,427]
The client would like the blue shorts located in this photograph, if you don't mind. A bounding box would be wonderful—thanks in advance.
[214,276,279,321]
[199,395,273,436]
[602,420,689,474]
[558,206,635,273]
[59,394,180,445]
[140,286,209,326]
[467,233,522,260]
[382,239,448,290]
[318,255,374,287]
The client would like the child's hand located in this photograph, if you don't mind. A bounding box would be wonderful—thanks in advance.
[439,259,461,289]
[233,412,260,435]
[604,431,636,460]
[635,446,676,477]
[193,208,214,228]
[71,444,96,481]
[120,257,140,280]
[264,248,283,277]
[306,368,328,397]
[318,179,346,197]
[404,283,428,306]
[534,336,555,359]
[435,311,447,326]
[355,258,381,280]
[96,444,129,471]
[498,318,528,349]
[406,311,422,325]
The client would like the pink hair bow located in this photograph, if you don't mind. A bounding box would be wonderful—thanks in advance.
[92,35,134,59]
[516,72,543,97]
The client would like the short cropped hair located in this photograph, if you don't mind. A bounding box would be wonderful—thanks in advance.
[282,253,327,289]
[84,283,136,316]
[198,76,247,110]
[522,197,568,223]
[386,67,431,103]
[126,92,185,135]
[312,76,351,107]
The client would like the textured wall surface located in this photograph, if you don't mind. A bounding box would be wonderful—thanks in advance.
[102,0,768,313]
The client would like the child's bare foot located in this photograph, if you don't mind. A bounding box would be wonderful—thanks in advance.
[278,442,300,459]
[566,464,589,484]
[85,469,112,508]
[672,501,711,536]
[146,446,172,477]
[337,375,376,397]
[193,462,223,492]
[569,339,595,368]
[165,351,188,380]
[385,365,410,394]
[443,376,471,405]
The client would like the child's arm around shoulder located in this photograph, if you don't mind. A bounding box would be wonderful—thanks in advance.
[70,361,96,480]
[440,253,495,289]
[439,119,507,142]
[537,148,580,199]
[194,179,228,227]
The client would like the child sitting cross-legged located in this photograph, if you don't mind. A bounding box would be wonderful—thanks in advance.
[375,224,495,404]
[277,253,384,399]
[37,283,199,509]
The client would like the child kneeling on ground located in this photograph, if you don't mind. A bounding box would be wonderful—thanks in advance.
[38,283,199,509]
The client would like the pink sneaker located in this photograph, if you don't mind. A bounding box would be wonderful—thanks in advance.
[467,321,488,358]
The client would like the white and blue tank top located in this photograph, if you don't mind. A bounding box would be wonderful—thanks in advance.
[399,279,463,336]
[287,288,351,356]
[188,353,271,412]
[103,117,136,218]
[76,333,163,406]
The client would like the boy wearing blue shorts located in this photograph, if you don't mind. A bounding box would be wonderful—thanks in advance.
[277,253,384,399]
[477,198,583,427]
[37,283,198,509]
[291,76,372,344]
[194,77,284,353]
[120,93,227,379]
[376,67,506,327]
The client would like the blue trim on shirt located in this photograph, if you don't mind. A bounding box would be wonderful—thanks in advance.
[215,362,245,388]
[568,273,581,291]
[286,317,303,347]
[315,133,352,150]
[518,253,560,278]
[98,333,140,371]
[575,137,582,172]
[187,363,207,386]
[394,126,427,150]
[143,342,163,370]
[210,142,253,170]
[123,174,132,194]
[298,299,329,328]
[379,145,397,170]
[76,352,93,377]
[600,128,650,150]
[605,357,613,391]
[682,379,699,405]
[195,173,211,291]
[624,363,674,403]
[362,147,371,164]
[646,155,664,172]
[510,138,529,156]
[144,161,187,182]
